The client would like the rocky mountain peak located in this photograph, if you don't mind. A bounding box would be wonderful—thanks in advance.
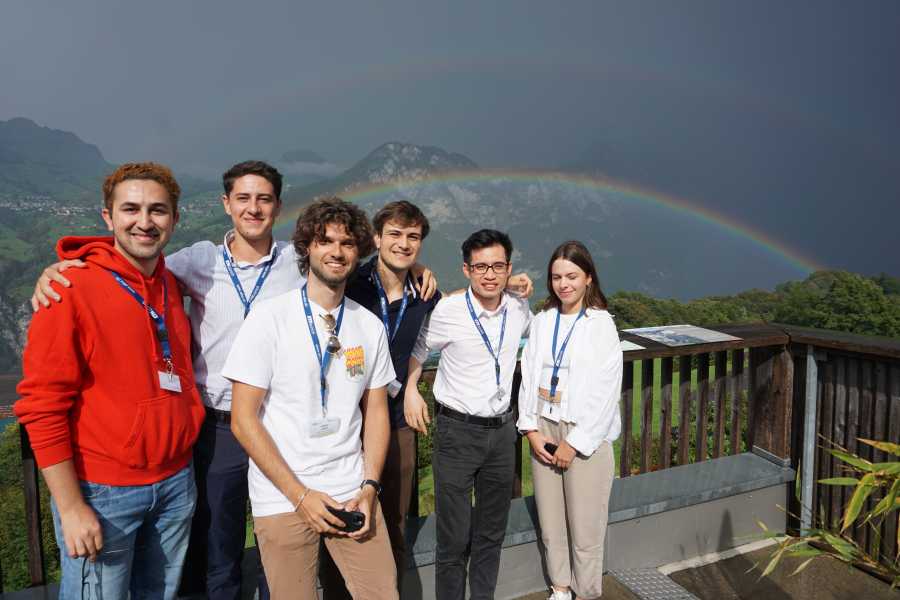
[346,141,478,184]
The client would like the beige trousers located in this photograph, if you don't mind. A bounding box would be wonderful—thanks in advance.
[254,504,399,600]
[531,418,614,600]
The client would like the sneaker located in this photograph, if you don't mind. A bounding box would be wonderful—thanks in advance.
[547,589,572,600]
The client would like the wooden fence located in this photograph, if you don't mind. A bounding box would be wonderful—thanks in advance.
[6,323,900,592]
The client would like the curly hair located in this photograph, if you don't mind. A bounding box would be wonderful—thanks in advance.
[102,162,181,211]
[292,196,375,274]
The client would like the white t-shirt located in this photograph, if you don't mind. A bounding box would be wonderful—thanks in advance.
[222,288,396,517]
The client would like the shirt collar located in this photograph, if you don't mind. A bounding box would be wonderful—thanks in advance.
[467,286,509,317]
[366,256,418,300]
[223,230,277,267]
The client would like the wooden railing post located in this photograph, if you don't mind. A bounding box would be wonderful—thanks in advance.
[19,424,46,587]
[659,357,673,470]
[749,346,794,465]
[620,361,634,478]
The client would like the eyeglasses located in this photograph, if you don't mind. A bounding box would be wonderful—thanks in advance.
[320,313,342,355]
[467,262,509,275]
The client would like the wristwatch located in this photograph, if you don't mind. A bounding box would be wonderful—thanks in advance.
[361,479,382,495]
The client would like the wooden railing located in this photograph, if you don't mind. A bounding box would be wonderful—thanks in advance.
[785,325,900,569]
[6,323,899,591]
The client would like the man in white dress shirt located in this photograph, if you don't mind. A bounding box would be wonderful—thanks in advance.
[225,197,399,599]
[405,229,532,600]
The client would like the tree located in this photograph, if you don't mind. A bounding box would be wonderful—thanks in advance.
[774,271,900,337]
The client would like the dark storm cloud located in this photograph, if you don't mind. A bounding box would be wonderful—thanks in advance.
[1,0,899,276]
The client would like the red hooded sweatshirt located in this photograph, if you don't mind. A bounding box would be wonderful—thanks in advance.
[15,237,205,485]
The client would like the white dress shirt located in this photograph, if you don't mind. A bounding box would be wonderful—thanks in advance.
[412,288,532,417]
[166,231,304,411]
[517,307,623,456]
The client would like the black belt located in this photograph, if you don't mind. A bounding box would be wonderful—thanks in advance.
[435,402,514,428]
[205,407,231,424]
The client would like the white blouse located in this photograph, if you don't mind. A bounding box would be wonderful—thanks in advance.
[516,307,623,456]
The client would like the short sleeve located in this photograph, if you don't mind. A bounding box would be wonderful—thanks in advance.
[222,304,277,390]
[367,327,396,390]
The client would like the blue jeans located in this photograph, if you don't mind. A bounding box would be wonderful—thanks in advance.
[52,465,196,600]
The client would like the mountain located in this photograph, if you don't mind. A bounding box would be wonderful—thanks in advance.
[280,141,811,298]
[0,119,226,373]
[0,117,112,201]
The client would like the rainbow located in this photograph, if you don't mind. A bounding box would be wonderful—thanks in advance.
[275,169,825,274]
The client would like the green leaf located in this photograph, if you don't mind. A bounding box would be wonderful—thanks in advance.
[871,462,900,475]
[790,556,818,576]
[859,438,900,457]
[822,532,856,560]
[757,519,769,533]
[819,477,860,486]
[788,547,824,558]
[827,449,874,472]
[843,473,877,532]
[872,479,900,518]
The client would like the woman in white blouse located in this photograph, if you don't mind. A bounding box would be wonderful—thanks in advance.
[517,240,623,600]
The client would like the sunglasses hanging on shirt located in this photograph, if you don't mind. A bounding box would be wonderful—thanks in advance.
[320,313,342,355]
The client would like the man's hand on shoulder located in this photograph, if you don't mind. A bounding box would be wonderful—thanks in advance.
[410,263,438,301]
[31,259,87,312]
[507,273,534,299]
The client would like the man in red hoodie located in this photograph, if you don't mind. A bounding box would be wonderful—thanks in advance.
[14,162,206,600]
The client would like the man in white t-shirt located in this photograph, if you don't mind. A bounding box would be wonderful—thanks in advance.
[223,196,399,600]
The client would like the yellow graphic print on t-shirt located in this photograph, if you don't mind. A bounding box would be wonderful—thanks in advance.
[344,346,365,378]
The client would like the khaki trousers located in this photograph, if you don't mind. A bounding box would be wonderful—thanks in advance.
[254,504,398,600]
[531,418,614,600]
[320,427,416,598]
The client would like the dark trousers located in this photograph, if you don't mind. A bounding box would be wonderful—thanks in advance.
[182,415,270,600]
[320,427,417,599]
[433,413,517,600]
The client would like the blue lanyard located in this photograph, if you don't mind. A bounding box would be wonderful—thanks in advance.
[222,244,277,318]
[550,308,586,398]
[464,290,507,387]
[370,260,410,342]
[301,284,345,417]
[107,269,172,368]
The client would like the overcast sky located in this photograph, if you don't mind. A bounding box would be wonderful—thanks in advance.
[2,0,899,276]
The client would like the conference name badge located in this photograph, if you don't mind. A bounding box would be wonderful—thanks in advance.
[310,416,341,438]
[344,346,365,378]
[158,371,182,393]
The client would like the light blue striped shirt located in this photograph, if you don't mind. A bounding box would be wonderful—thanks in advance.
[167,231,304,410]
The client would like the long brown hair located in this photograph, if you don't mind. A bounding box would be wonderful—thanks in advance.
[544,240,608,311]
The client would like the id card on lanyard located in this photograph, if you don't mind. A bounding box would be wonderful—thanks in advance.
[465,290,507,401]
[107,270,182,393]
[301,284,345,437]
